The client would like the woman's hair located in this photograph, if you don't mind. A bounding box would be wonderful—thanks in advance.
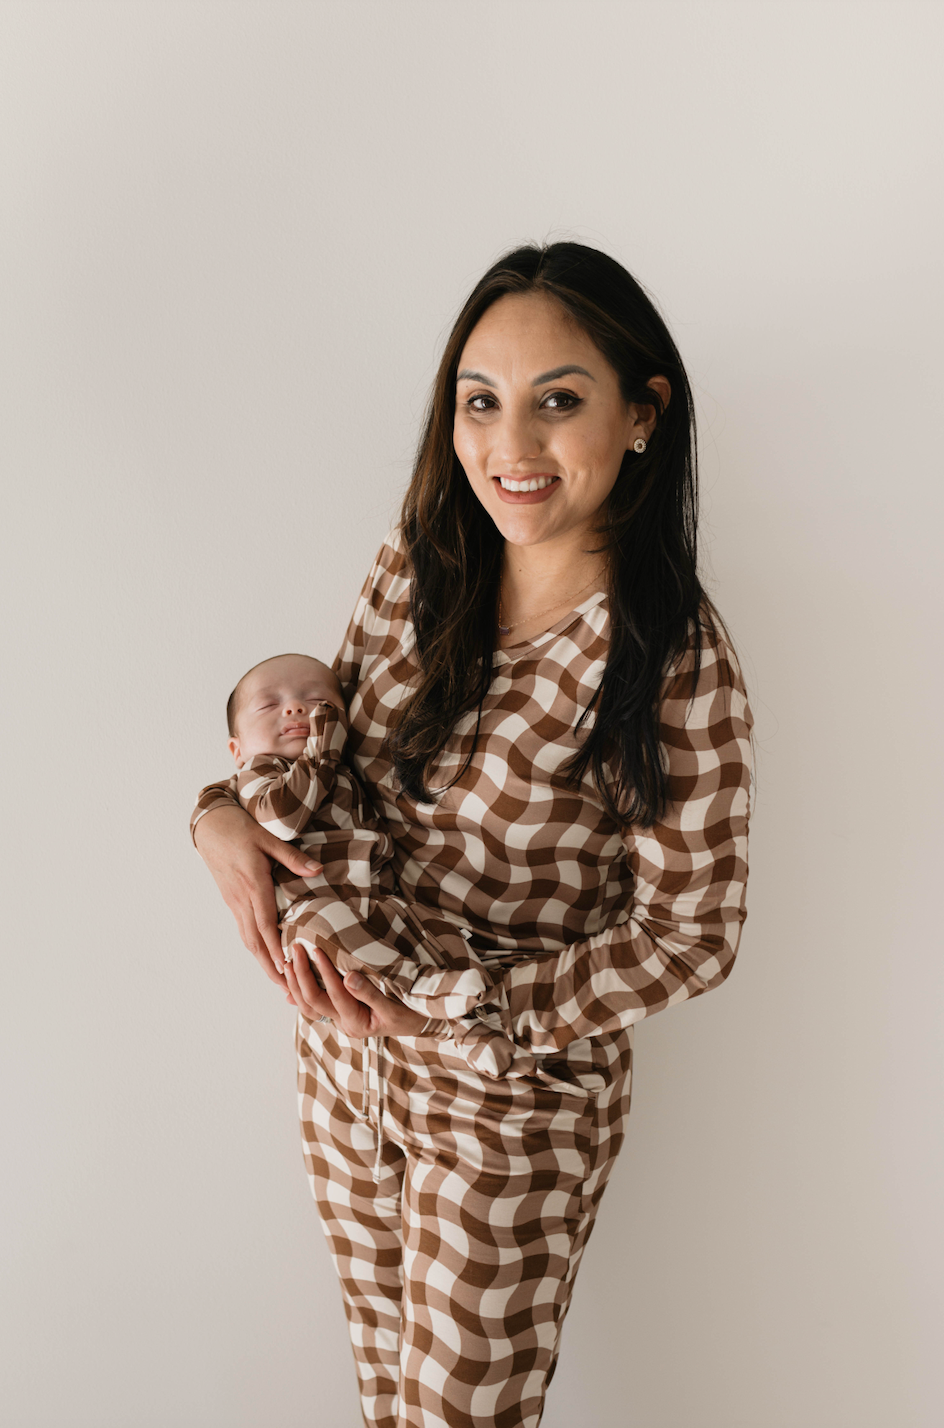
[388,240,708,828]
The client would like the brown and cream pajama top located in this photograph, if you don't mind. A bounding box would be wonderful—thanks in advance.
[193,528,753,1078]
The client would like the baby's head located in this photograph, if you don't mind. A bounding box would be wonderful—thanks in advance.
[227,653,344,768]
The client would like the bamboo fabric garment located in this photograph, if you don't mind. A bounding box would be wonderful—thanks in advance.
[231,702,498,1022]
[295,1013,634,1428]
[194,527,753,1078]
[192,530,753,1426]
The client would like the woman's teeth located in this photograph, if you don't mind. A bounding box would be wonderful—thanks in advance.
[498,476,557,491]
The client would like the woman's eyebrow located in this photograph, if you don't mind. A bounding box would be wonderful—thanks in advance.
[456,369,495,385]
[532,364,595,384]
[456,364,596,386]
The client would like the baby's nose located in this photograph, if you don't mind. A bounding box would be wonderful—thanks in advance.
[283,701,308,715]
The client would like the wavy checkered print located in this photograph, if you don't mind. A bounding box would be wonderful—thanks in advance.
[230,702,502,1021]
[295,1014,633,1428]
[193,530,753,1426]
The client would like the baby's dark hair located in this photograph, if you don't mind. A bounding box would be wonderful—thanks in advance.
[225,683,244,737]
[226,653,333,736]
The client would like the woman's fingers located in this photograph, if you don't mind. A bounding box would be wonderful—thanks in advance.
[282,945,429,1040]
[247,881,287,972]
[195,806,288,982]
[249,832,321,972]
[283,946,334,1018]
[236,906,285,986]
[311,949,373,1035]
[225,869,283,985]
[342,970,429,1037]
[263,834,323,881]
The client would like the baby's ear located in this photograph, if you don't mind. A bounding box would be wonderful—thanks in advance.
[227,736,244,769]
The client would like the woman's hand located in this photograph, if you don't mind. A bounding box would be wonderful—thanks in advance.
[193,805,323,986]
[285,944,429,1038]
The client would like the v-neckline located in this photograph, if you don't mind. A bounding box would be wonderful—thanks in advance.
[493,588,608,664]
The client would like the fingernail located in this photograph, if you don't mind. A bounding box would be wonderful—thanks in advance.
[346,972,363,990]
[303,861,321,873]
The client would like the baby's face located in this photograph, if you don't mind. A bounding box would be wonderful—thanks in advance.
[228,654,344,768]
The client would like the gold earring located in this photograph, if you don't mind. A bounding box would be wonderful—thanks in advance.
[633,438,647,454]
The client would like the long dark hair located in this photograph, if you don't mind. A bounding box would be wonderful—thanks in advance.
[388,241,707,828]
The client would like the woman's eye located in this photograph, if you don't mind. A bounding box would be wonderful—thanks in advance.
[462,390,580,414]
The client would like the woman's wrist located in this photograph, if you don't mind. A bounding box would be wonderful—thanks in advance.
[192,801,253,853]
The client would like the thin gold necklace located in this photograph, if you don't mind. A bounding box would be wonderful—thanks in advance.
[498,574,598,636]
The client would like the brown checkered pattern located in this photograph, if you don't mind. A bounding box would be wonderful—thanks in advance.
[232,702,498,1021]
[295,1013,633,1428]
[192,531,753,1426]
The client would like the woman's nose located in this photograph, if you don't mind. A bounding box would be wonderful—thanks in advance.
[494,410,542,465]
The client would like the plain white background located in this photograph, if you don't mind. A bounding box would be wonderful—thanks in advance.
[2,3,942,1425]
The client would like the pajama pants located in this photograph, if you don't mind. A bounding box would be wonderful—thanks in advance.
[295,1013,634,1428]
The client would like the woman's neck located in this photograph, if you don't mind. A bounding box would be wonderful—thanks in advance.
[499,534,608,640]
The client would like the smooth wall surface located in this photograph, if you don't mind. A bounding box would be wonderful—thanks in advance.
[2,3,941,1425]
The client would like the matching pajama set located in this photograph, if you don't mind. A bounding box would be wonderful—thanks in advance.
[192,532,753,1428]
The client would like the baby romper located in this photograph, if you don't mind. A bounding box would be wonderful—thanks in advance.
[220,701,500,1024]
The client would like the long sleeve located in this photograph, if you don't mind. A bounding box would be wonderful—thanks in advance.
[234,704,341,840]
[457,622,752,1061]
[190,773,240,843]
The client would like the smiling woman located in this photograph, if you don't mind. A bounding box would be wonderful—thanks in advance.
[455,301,654,532]
[391,244,707,830]
[192,241,753,1428]
[454,294,671,647]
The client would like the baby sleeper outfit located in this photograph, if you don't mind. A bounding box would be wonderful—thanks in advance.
[230,701,497,1025]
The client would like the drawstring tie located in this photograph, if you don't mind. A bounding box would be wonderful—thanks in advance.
[361,1035,386,1183]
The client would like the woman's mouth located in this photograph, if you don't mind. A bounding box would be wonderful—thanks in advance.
[493,474,560,504]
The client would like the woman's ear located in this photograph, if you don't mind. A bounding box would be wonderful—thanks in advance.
[647,374,671,414]
[627,374,671,445]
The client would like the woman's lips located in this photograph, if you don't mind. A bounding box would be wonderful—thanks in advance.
[493,475,561,505]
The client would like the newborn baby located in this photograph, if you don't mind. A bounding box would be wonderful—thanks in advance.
[225,652,493,1022]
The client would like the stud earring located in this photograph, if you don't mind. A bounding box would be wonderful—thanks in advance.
[633,438,647,454]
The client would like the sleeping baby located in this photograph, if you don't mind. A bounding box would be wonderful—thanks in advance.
[223,652,494,1024]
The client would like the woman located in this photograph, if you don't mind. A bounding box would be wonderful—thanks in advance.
[192,241,753,1428]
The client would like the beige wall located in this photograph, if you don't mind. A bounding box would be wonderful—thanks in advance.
[2,3,941,1424]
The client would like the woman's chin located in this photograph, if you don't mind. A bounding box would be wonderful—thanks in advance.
[492,507,601,553]
[493,515,559,549]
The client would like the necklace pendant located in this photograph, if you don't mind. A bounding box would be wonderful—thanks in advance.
[498,624,511,636]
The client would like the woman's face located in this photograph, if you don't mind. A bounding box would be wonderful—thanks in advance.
[453,292,662,554]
